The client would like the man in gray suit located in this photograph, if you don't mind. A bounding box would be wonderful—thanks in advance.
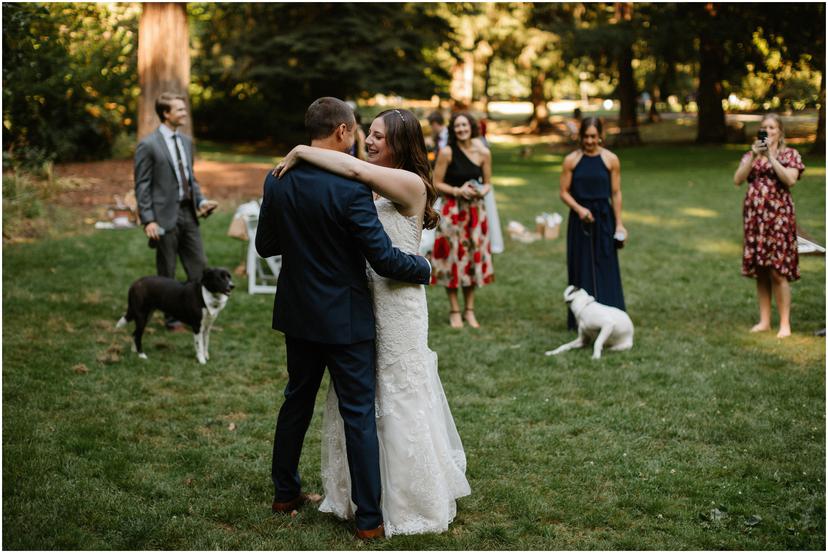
[134,92,218,329]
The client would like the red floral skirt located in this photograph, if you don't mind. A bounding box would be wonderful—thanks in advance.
[430,196,495,288]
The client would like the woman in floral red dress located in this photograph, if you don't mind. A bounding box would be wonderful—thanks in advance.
[431,112,495,328]
[733,113,805,338]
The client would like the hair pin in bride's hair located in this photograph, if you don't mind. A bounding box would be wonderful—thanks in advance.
[394,109,405,123]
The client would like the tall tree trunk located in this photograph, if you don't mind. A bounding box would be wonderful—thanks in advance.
[696,29,727,143]
[449,52,474,109]
[481,55,494,118]
[651,61,675,122]
[648,85,662,123]
[811,70,825,154]
[137,3,191,141]
[616,40,641,144]
[528,69,553,133]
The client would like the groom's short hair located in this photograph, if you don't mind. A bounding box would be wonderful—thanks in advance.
[305,97,355,140]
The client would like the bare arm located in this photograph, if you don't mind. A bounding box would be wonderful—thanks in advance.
[734,144,759,186]
[434,146,476,200]
[767,152,799,188]
[608,152,625,236]
[559,152,593,223]
[275,145,425,211]
[478,146,492,197]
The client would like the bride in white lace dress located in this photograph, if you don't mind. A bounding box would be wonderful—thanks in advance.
[275,108,470,536]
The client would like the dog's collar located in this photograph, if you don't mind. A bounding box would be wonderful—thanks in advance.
[202,286,228,316]
[571,296,596,314]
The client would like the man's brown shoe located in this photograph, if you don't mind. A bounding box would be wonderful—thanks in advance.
[355,523,385,540]
[271,492,322,513]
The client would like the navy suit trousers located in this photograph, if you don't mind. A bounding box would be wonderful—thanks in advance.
[272,336,382,530]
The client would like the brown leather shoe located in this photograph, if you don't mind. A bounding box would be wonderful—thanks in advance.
[271,492,322,513]
[355,523,385,540]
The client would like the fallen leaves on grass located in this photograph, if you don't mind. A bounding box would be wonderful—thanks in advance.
[94,319,115,330]
[97,344,122,364]
[72,363,90,374]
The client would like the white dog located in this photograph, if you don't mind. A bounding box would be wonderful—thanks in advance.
[545,285,634,359]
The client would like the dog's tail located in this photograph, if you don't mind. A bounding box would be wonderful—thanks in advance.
[117,285,140,329]
[116,302,134,329]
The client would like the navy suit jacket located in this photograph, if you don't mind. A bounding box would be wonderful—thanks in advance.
[256,165,431,345]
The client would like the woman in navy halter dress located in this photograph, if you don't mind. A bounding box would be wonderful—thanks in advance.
[559,117,627,329]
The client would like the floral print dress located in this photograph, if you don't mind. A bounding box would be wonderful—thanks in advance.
[741,147,804,281]
[431,146,495,288]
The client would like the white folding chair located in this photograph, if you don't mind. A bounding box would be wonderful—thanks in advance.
[243,213,281,294]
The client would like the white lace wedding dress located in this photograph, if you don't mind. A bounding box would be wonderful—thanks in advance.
[319,197,471,536]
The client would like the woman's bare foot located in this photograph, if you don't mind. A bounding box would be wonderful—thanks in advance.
[750,323,771,333]
[464,309,480,329]
[776,327,791,338]
[449,310,463,329]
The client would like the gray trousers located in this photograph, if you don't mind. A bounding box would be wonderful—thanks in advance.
[155,201,207,283]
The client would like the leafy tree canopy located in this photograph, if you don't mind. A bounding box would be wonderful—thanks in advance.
[2,2,138,165]
[190,2,453,142]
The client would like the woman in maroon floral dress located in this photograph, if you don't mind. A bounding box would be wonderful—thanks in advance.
[431,113,495,328]
[733,113,805,338]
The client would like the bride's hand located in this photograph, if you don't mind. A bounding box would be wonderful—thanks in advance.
[271,145,305,178]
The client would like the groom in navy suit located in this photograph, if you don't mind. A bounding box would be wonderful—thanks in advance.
[256,97,430,539]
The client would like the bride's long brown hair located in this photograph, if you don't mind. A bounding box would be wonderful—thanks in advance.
[376,109,440,230]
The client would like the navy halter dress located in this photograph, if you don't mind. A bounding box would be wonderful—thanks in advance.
[565,153,626,329]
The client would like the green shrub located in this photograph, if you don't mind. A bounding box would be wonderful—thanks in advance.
[3,172,43,221]
[2,3,139,164]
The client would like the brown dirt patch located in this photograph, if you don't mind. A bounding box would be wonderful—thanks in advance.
[53,159,272,212]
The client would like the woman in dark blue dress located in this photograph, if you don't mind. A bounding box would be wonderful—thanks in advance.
[559,117,627,329]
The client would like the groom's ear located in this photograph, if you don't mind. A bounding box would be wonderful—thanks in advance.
[334,123,347,142]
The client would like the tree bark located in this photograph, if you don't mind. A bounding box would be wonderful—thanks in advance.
[449,52,474,109]
[137,3,191,141]
[811,70,825,155]
[528,69,553,133]
[651,61,675,122]
[616,39,641,144]
[696,29,727,143]
[481,54,494,118]
[648,86,662,123]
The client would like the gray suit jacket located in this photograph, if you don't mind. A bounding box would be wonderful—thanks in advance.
[134,128,206,230]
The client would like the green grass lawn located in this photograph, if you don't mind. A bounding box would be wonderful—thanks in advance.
[3,140,825,550]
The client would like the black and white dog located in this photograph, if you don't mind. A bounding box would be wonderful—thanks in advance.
[116,267,234,364]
